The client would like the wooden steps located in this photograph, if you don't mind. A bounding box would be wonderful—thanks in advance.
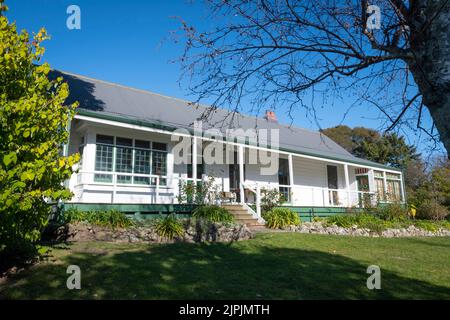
[221,204,265,229]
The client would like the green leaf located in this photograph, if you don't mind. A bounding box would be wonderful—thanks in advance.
[3,152,17,166]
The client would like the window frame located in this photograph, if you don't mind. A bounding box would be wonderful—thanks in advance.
[93,134,168,186]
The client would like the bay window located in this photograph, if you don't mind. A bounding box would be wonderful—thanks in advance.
[373,170,402,202]
[94,134,168,186]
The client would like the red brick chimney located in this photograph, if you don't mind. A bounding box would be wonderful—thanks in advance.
[264,110,277,122]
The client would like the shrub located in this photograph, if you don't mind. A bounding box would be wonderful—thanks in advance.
[416,200,449,221]
[0,13,79,258]
[153,214,184,240]
[326,212,450,234]
[325,214,358,228]
[89,210,135,229]
[262,208,300,229]
[326,213,394,233]
[192,205,235,223]
[414,220,439,232]
[62,208,86,223]
[373,203,409,221]
[177,176,221,205]
[62,208,134,229]
[261,188,287,213]
[413,219,450,232]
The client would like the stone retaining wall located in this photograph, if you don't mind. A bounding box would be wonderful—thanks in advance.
[285,222,450,237]
[54,220,253,244]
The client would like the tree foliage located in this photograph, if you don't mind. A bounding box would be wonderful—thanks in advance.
[406,158,450,216]
[321,125,419,169]
[0,12,79,256]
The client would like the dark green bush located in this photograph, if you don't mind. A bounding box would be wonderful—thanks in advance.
[153,214,184,240]
[262,208,300,229]
[416,200,449,221]
[192,205,234,223]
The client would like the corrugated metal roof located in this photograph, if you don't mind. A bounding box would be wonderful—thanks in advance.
[53,70,400,171]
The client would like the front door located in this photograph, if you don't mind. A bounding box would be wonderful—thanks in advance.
[327,165,339,205]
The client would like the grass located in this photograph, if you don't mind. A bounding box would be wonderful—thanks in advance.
[1,233,450,299]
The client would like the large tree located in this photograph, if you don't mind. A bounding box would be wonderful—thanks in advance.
[177,0,450,157]
[321,125,419,168]
[0,4,79,258]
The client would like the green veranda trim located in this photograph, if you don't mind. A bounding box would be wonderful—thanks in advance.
[63,203,360,222]
[278,206,366,222]
[63,203,197,215]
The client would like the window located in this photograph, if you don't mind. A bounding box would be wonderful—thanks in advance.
[387,180,401,201]
[375,178,385,201]
[374,170,384,178]
[115,137,133,184]
[93,135,167,186]
[278,158,290,203]
[187,140,204,181]
[94,135,114,182]
[327,165,339,205]
[134,140,151,185]
[374,171,402,202]
[373,170,385,201]
[187,163,204,180]
[152,150,167,186]
[78,136,85,167]
[386,173,402,201]
[385,172,402,201]
[386,172,400,179]
[153,142,167,151]
[278,158,290,185]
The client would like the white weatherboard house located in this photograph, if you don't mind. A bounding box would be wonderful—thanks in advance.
[60,71,405,222]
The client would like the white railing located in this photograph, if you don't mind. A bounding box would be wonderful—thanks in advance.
[74,170,171,202]
[73,171,378,208]
[240,183,377,209]
[289,185,376,208]
[241,182,262,221]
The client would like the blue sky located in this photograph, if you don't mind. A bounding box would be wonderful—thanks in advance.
[6,0,444,156]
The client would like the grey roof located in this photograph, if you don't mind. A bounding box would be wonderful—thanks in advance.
[53,70,399,171]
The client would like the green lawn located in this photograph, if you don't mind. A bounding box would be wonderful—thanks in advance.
[1,233,450,299]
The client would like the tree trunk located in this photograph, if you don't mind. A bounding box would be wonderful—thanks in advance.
[409,0,450,158]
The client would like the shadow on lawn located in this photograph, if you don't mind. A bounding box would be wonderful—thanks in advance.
[2,242,450,300]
